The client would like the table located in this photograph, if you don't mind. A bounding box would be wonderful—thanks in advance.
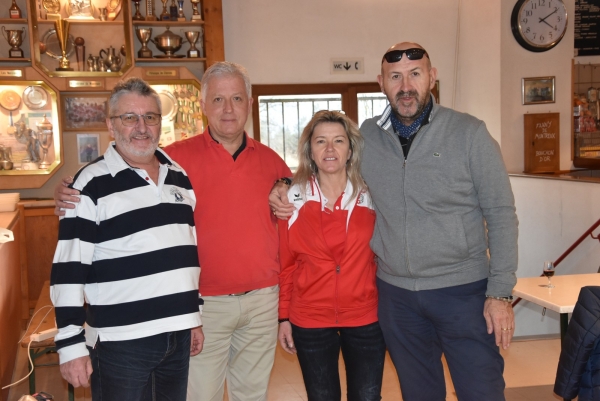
[512,273,600,338]
[513,273,600,401]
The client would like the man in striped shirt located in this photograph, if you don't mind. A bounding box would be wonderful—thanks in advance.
[50,77,204,401]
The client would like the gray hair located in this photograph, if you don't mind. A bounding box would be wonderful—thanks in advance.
[201,61,252,101]
[108,77,161,116]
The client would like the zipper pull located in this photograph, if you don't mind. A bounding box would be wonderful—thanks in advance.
[403,159,407,168]
[336,265,340,274]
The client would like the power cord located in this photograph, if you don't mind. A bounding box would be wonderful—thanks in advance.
[2,305,55,390]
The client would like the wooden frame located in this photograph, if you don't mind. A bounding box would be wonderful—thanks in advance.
[251,82,381,142]
[76,133,100,164]
[62,92,110,131]
[523,112,560,173]
[522,76,555,105]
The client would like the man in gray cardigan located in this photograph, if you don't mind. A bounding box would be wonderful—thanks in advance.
[271,42,517,401]
[361,42,517,401]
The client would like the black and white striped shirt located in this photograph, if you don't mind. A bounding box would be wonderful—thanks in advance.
[51,143,202,364]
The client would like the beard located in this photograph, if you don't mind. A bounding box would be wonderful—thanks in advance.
[390,89,431,125]
[114,129,160,159]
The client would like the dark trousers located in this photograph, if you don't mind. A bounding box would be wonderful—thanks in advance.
[89,329,191,401]
[291,322,386,401]
[377,278,505,401]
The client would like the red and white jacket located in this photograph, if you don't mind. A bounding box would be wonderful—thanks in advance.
[278,177,379,328]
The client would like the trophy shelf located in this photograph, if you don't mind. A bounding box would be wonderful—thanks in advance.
[0,19,28,25]
[36,20,124,26]
[134,57,206,63]
[132,21,204,27]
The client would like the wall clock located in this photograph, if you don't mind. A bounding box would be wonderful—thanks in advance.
[511,0,568,52]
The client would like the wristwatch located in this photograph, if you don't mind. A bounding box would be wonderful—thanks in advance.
[487,295,514,303]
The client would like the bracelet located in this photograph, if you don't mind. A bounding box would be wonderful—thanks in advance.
[276,177,292,186]
[486,295,514,302]
[278,318,290,324]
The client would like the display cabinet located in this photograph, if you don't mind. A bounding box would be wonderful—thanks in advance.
[149,79,207,147]
[573,62,600,168]
[0,0,31,66]
[28,0,133,78]
[0,80,62,189]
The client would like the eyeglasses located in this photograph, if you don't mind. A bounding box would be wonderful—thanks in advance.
[382,48,428,64]
[110,113,162,127]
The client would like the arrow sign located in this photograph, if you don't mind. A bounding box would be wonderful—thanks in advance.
[330,58,364,75]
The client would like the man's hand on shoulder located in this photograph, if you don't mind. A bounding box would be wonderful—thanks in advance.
[483,297,515,350]
[54,176,81,216]
[190,326,204,356]
[59,355,93,388]
[269,181,294,220]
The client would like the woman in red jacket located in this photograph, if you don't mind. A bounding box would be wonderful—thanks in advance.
[278,110,386,401]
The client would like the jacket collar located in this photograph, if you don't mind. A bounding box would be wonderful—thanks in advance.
[103,141,178,177]
[377,94,438,132]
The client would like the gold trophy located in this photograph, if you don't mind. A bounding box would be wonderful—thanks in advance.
[190,0,202,20]
[159,0,170,20]
[1,27,26,58]
[43,0,61,20]
[54,19,74,71]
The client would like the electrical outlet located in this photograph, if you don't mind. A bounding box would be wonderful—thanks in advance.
[30,328,58,342]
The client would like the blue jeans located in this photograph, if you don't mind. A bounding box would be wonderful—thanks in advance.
[89,330,191,401]
[377,278,505,401]
[291,322,386,401]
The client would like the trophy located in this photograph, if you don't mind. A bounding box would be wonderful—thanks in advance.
[98,7,108,21]
[169,0,178,21]
[74,37,85,71]
[36,115,53,170]
[177,0,185,21]
[136,27,153,58]
[160,0,170,20]
[184,30,200,58]
[190,0,202,20]
[146,0,157,20]
[132,0,145,21]
[1,27,26,58]
[54,19,74,70]
[42,0,61,20]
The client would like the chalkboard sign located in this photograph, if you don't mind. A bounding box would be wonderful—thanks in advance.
[575,0,600,56]
[524,113,560,173]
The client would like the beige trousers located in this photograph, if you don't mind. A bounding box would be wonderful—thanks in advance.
[187,285,279,401]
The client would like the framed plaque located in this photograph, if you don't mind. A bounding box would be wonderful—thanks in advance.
[524,113,560,173]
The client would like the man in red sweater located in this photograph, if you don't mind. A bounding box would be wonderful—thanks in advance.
[55,65,291,401]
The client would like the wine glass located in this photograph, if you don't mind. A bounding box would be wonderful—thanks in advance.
[543,261,555,288]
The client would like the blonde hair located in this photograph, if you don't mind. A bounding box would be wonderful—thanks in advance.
[294,110,366,201]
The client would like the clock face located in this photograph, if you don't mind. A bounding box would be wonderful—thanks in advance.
[511,0,568,52]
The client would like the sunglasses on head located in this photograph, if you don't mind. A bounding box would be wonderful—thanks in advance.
[382,48,428,64]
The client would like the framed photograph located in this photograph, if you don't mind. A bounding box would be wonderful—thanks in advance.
[77,133,100,164]
[63,93,109,131]
[522,77,555,105]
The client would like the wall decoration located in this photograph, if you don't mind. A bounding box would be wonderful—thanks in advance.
[63,93,109,131]
[522,76,555,105]
[76,133,100,164]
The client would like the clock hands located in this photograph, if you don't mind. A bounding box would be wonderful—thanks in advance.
[538,8,558,28]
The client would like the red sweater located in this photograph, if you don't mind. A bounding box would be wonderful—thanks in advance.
[165,129,291,296]
[278,177,378,328]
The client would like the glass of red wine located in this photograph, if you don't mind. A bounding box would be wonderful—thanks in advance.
[543,261,555,288]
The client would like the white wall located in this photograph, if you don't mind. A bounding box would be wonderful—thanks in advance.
[222,0,502,141]
[222,0,600,338]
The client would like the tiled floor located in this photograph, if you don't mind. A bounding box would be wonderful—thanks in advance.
[7,337,566,401]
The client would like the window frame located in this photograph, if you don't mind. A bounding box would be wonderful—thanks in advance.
[251,82,382,141]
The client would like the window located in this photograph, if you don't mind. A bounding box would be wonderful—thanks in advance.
[252,83,382,170]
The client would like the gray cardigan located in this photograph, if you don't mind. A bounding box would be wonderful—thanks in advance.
[360,100,518,297]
